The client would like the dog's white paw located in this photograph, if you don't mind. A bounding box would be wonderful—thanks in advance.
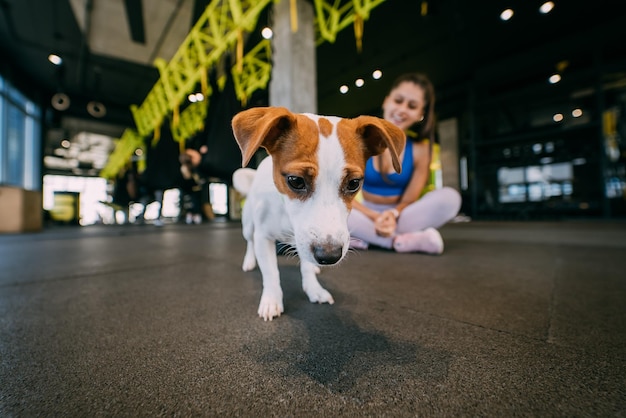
[242,256,256,272]
[242,245,256,271]
[258,290,284,321]
[303,284,335,305]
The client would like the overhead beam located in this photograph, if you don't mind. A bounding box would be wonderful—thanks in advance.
[123,0,145,44]
[191,0,211,26]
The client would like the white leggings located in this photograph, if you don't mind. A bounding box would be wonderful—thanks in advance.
[348,187,462,249]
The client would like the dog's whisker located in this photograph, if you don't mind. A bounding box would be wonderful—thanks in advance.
[276,241,299,261]
[285,248,299,260]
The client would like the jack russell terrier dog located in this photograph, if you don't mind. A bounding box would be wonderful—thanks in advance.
[231,106,405,321]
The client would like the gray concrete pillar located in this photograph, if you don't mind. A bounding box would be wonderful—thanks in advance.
[269,0,317,113]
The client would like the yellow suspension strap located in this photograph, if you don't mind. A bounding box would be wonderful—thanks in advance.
[354,13,363,52]
[353,0,372,53]
[236,29,244,73]
[151,123,161,147]
[290,0,298,32]
[172,105,180,128]
[200,68,209,97]
[178,127,186,154]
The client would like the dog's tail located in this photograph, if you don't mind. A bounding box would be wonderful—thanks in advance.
[232,168,256,197]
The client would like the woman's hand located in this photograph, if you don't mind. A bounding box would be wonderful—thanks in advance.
[184,149,202,167]
[374,210,397,237]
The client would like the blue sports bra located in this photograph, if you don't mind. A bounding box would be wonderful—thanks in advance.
[362,139,413,197]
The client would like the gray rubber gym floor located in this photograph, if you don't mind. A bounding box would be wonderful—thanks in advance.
[1,220,625,416]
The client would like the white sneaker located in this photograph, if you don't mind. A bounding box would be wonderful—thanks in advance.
[393,228,444,254]
[422,228,444,254]
[349,237,369,250]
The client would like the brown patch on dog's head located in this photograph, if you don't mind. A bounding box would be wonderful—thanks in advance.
[317,117,333,138]
[271,115,320,201]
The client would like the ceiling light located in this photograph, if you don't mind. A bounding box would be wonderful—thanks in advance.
[372,69,382,79]
[51,93,70,111]
[188,92,204,103]
[339,85,349,94]
[549,74,561,84]
[539,2,555,14]
[553,113,564,122]
[572,108,583,118]
[355,78,364,87]
[261,27,273,39]
[87,101,106,118]
[500,9,514,21]
[48,54,63,65]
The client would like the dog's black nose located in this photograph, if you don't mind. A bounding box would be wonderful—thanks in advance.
[311,244,343,265]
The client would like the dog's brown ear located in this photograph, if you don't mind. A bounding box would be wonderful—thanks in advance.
[353,116,406,173]
[231,106,296,167]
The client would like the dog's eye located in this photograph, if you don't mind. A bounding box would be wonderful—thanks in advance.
[346,178,362,193]
[286,175,306,192]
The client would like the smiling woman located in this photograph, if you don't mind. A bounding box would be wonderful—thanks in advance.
[348,73,462,254]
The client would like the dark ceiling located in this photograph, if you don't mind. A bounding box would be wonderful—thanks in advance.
[316,0,626,118]
[0,0,625,174]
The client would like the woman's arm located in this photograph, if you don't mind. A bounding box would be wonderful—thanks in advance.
[351,199,380,221]
[395,141,431,213]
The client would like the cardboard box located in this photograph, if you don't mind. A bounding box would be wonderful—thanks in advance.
[0,186,43,233]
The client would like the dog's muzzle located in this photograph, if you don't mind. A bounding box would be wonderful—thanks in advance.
[310,241,344,265]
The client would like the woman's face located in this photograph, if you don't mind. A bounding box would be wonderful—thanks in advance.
[382,81,426,132]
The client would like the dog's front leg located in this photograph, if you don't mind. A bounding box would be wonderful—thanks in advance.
[254,236,284,321]
[301,261,334,305]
